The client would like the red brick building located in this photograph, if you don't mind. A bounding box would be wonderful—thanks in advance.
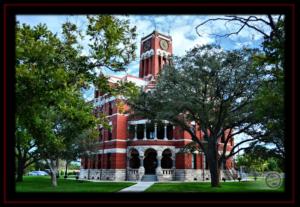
[79,31,235,181]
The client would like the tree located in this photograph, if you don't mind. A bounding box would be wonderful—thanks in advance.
[244,145,284,171]
[129,45,266,187]
[15,119,40,182]
[236,154,268,174]
[15,15,137,186]
[195,15,285,160]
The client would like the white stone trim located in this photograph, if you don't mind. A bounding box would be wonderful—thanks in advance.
[141,35,153,43]
[140,49,154,60]
[173,139,193,142]
[128,119,170,125]
[157,49,170,57]
[127,145,176,157]
[128,119,149,125]
[158,35,171,42]
[104,139,127,143]
[97,148,127,154]
[93,95,126,107]
[106,113,129,118]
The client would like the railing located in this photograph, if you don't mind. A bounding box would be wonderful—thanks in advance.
[128,169,139,175]
[162,169,174,175]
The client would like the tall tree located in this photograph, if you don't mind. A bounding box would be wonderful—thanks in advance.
[15,15,137,186]
[129,45,266,187]
[195,15,285,160]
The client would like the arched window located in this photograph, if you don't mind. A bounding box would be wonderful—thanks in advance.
[192,153,197,169]
[97,154,102,169]
[107,153,111,169]
[161,149,173,169]
[129,149,140,169]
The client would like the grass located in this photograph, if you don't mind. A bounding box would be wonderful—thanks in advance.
[145,178,285,192]
[16,176,135,192]
[17,176,284,193]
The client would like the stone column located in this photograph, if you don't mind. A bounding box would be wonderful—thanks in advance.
[139,156,144,167]
[143,124,147,140]
[164,124,167,140]
[127,156,131,169]
[157,156,162,168]
[154,123,158,140]
[139,156,145,181]
[134,125,137,140]
[156,155,163,178]
[172,156,176,168]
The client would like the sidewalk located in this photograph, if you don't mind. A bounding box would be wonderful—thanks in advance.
[119,182,155,192]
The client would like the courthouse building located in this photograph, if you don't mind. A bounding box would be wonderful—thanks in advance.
[79,31,236,181]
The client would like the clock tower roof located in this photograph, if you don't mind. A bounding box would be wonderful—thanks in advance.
[141,30,172,41]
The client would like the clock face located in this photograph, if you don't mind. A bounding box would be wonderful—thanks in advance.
[143,40,151,51]
[160,39,169,50]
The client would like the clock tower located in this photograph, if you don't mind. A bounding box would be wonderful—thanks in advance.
[139,30,173,79]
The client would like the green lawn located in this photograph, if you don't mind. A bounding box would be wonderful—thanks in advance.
[16,176,135,192]
[146,178,284,192]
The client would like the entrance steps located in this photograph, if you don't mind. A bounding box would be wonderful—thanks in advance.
[141,174,158,182]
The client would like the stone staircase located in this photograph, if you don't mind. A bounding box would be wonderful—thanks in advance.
[222,168,238,180]
[141,174,158,182]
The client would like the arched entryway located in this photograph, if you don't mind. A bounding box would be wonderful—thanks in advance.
[161,149,173,168]
[129,148,140,169]
[144,149,158,174]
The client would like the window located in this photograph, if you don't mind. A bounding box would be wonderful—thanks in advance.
[92,155,96,169]
[108,129,112,140]
[192,154,197,169]
[84,157,88,169]
[97,154,102,169]
[108,102,113,115]
[107,153,111,169]
[99,128,103,141]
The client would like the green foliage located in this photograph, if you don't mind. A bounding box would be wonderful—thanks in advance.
[252,18,285,160]
[15,15,137,185]
[236,153,281,173]
[87,15,137,71]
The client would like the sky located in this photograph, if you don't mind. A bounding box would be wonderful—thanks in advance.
[16,15,271,78]
[16,15,275,154]
[17,14,272,100]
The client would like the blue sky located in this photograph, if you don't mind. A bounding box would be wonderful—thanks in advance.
[16,15,270,78]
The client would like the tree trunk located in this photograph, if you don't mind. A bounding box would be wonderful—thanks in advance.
[64,161,68,177]
[48,159,59,187]
[207,141,221,187]
[16,158,24,182]
[51,171,57,187]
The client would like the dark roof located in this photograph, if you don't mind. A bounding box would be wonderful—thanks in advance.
[141,30,171,41]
